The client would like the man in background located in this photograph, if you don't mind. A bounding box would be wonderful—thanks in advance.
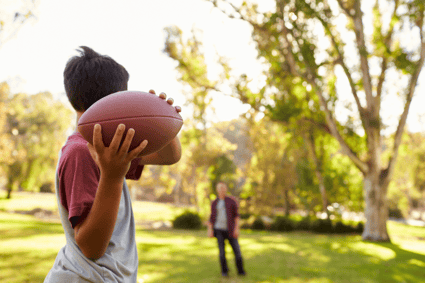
[207,181,246,277]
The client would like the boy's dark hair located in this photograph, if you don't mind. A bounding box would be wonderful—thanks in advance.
[64,46,129,111]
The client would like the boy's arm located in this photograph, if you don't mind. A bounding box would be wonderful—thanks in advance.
[138,136,181,165]
[74,176,125,260]
[74,124,148,260]
[137,89,182,166]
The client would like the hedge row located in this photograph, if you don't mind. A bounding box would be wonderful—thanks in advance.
[172,211,364,235]
[246,216,364,234]
[172,211,203,230]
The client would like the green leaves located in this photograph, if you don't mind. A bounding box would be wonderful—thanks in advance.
[1,84,73,197]
[392,45,417,74]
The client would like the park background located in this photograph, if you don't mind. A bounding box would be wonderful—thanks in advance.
[1,0,425,282]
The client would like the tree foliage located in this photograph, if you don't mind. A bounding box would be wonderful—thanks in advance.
[163,27,238,216]
[205,0,425,241]
[1,84,73,198]
[0,0,39,48]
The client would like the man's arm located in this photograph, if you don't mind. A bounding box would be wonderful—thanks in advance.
[207,202,215,237]
[233,200,240,238]
[234,216,240,233]
[138,136,181,165]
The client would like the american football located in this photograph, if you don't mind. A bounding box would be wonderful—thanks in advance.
[77,90,183,156]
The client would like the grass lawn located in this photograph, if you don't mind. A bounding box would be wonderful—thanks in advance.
[1,212,425,283]
[0,191,189,223]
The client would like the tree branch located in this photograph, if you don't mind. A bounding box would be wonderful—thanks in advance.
[208,0,368,174]
[352,0,374,109]
[376,0,399,113]
[383,13,425,189]
[312,11,366,127]
[207,0,261,29]
[336,0,353,17]
[279,5,300,77]
[311,80,368,174]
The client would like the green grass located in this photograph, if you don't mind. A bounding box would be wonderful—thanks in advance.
[0,191,58,213]
[1,212,425,282]
[0,191,189,223]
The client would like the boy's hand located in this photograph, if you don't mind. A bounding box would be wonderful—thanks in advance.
[87,124,148,181]
[149,89,181,113]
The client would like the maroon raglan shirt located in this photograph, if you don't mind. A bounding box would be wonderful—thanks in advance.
[209,196,240,238]
[57,131,143,228]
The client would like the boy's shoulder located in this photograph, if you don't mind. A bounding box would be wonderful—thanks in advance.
[61,132,89,154]
[59,131,94,169]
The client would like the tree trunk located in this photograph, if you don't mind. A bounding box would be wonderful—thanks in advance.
[306,133,329,218]
[6,181,18,199]
[362,173,390,242]
[284,188,290,217]
[6,186,12,199]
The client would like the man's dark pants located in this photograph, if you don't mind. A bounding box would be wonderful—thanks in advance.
[214,229,245,275]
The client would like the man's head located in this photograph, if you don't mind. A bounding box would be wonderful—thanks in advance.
[216,181,227,199]
[64,46,129,112]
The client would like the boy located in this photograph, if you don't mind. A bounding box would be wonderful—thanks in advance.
[44,46,182,282]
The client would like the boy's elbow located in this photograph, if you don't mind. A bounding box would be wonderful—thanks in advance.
[171,151,182,164]
[76,235,106,260]
[164,151,181,165]
[80,245,105,261]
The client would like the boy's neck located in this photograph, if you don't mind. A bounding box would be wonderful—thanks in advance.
[75,111,84,132]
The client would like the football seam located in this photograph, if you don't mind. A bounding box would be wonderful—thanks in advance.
[78,115,183,126]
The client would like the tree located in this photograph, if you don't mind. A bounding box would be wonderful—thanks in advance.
[0,83,13,167]
[0,0,39,48]
[2,88,72,198]
[206,0,425,242]
[242,117,298,216]
[409,133,425,219]
[164,27,238,216]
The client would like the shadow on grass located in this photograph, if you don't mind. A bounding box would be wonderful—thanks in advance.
[247,232,425,283]
[2,213,424,283]
[136,230,425,283]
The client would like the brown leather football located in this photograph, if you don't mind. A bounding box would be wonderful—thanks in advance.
[77,91,183,156]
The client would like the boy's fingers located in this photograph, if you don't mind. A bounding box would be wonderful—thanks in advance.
[149,89,156,94]
[87,142,97,161]
[109,124,126,152]
[129,140,148,159]
[92,124,104,153]
[119,128,135,154]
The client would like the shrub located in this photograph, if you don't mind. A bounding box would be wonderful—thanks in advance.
[334,221,355,234]
[311,219,333,234]
[388,207,404,219]
[251,217,266,230]
[240,213,251,220]
[172,211,202,230]
[39,182,53,193]
[355,222,364,234]
[240,221,251,229]
[271,216,294,232]
[295,217,311,231]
